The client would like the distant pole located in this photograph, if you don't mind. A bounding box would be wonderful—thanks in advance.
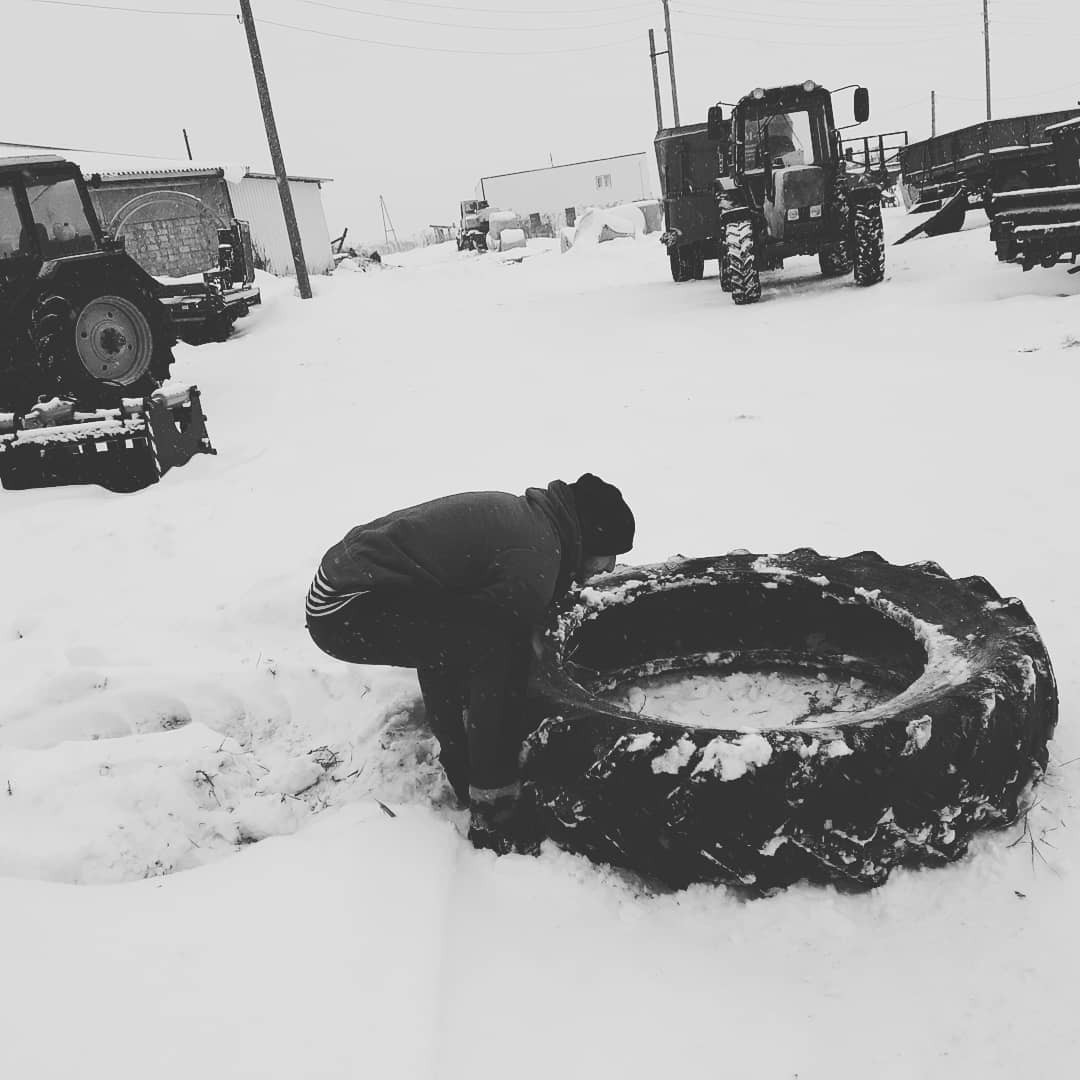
[549,152,555,167]
[982,0,992,120]
[931,90,937,137]
[648,29,664,130]
[182,128,193,161]
[661,0,680,127]
[238,0,312,299]
[379,196,400,251]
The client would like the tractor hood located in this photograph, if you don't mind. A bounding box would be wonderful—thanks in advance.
[764,165,828,239]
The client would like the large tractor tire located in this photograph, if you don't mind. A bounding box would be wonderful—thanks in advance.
[818,243,852,277]
[524,551,1057,893]
[724,220,761,305]
[30,282,173,406]
[853,203,886,285]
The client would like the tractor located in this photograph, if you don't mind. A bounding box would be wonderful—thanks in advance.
[0,155,214,491]
[707,81,886,304]
[457,199,490,252]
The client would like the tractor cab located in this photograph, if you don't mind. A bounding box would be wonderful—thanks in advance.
[0,157,103,270]
[706,81,882,305]
[728,84,842,243]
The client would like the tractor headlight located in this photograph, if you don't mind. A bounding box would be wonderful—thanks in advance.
[751,87,765,99]
[787,209,800,221]
[810,204,822,218]
[803,80,818,92]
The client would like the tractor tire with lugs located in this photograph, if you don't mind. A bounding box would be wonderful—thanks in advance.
[853,203,886,286]
[523,551,1058,893]
[724,220,761,305]
[818,243,852,277]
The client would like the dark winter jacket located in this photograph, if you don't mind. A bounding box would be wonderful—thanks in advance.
[316,481,583,625]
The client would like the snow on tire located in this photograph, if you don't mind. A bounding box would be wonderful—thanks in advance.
[853,203,886,286]
[724,220,761,305]
[524,551,1057,892]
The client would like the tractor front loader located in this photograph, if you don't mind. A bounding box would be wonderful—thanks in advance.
[0,155,215,492]
[707,81,885,305]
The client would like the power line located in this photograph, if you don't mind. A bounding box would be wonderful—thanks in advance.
[674,3,980,30]
[258,15,641,53]
[678,26,957,47]
[29,0,231,15]
[332,0,653,12]
[298,0,651,32]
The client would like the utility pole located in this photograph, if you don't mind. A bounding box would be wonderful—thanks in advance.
[238,0,312,299]
[982,0,992,120]
[661,0,680,127]
[182,128,193,161]
[379,196,400,251]
[648,29,664,130]
[931,90,936,137]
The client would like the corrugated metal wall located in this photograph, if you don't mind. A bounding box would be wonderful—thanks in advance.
[227,176,333,276]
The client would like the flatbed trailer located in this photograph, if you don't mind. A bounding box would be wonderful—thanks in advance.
[898,109,1080,210]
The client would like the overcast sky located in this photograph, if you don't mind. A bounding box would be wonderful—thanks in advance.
[8,0,1079,244]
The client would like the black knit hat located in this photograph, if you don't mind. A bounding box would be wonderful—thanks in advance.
[570,473,635,555]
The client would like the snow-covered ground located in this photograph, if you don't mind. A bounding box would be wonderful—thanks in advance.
[2,211,1079,1078]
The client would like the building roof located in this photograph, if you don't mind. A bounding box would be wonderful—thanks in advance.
[480,151,646,182]
[0,141,332,184]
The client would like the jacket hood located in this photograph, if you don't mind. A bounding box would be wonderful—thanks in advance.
[525,480,582,601]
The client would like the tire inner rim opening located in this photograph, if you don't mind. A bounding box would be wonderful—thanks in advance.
[567,578,929,731]
[604,669,894,730]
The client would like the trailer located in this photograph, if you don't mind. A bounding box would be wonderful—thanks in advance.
[654,122,725,281]
[898,108,1080,215]
[989,115,1080,272]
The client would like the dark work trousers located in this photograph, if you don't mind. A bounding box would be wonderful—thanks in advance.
[306,590,534,797]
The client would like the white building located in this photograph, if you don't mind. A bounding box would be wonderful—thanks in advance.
[476,152,657,232]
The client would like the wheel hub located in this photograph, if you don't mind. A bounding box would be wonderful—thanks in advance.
[74,295,154,384]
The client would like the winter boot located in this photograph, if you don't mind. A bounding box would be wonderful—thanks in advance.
[467,782,543,856]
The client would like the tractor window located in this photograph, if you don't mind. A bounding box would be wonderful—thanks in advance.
[26,178,96,257]
[743,109,818,170]
[0,186,24,259]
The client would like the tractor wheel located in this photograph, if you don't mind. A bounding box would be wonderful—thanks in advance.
[853,203,886,286]
[725,220,761,305]
[523,551,1058,892]
[818,243,852,277]
[668,246,693,282]
[30,284,173,406]
[719,246,733,292]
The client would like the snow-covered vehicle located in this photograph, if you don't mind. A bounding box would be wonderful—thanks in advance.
[0,155,215,491]
[707,81,885,304]
[989,115,1080,272]
[457,199,490,251]
[155,220,262,344]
